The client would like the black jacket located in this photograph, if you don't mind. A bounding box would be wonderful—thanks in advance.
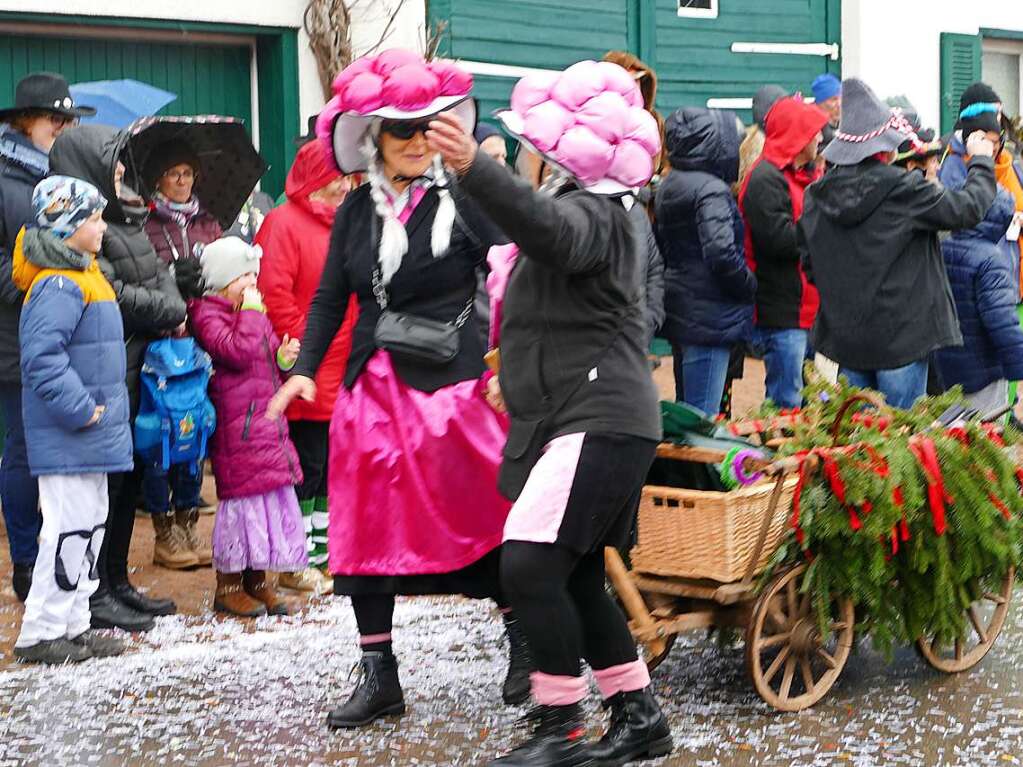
[459,152,661,488]
[800,156,997,371]
[49,125,186,407]
[629,203,665,348]
[0,129,48,384]
[656,108,755,347]
[295,180,505,392]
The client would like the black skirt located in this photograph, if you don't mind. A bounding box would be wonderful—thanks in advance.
[333,547,502,599]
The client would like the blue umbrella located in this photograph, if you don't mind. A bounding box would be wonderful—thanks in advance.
[70,79,177,129]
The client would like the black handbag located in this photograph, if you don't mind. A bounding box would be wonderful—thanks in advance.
[372,267,474,366]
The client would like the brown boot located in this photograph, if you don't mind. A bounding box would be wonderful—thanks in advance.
[243,570,291,616]
[176,507,212,567]
[214,572,267,617]
[153,512,200,570]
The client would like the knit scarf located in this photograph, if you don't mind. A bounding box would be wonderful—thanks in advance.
[152,191,202,229]
[23,228,92,272]
[0,125,48,179]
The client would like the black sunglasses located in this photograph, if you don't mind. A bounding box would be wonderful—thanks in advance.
[380,119,432,140]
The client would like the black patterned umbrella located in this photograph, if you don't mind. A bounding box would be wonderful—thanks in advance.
[123,115,268,230]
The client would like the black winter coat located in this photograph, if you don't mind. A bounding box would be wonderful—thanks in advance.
[656,108,755,347]
[459,152,661,491]
[629,202,665,348]
[49,125,186,408]
[0,128,48,385]
[934,189,1023,393]
[800,156,997,371]
[295,179,506,393]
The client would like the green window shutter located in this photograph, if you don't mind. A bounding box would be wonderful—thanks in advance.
[940,32,981,135]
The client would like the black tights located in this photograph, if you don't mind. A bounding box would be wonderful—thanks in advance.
[500,541,637,677]
[351,593,512,642]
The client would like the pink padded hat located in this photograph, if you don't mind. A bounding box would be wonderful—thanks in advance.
[497,60,661,194]
[316,49,476,173]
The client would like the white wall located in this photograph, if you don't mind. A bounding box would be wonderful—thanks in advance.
[842,0,1023,130]
[0,0,427,127]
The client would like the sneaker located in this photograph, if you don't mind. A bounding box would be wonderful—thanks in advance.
[69,631,126,658]
[14,638,92,665]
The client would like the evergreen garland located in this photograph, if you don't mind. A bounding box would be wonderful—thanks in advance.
[757,376,1023,655]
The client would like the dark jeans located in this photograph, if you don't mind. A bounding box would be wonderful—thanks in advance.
[0,382,40,566]
[754,327,810,410]
[289,420,329,501]
[142,461,201,514]
[840,360,929,410]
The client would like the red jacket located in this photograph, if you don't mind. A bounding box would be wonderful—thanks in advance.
[257,141,357,421]
[738,98,828,329]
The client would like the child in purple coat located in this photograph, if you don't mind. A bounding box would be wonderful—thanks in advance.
[187,236,307,618]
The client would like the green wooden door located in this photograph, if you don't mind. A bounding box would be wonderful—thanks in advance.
[430,0,841,126]
[654,0,840,122]
[431,0,632,125]
[0,32,252,131]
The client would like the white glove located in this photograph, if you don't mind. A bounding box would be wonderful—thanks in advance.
[965,131,995,159]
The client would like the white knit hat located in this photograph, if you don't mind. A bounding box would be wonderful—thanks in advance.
[200,236,262,294]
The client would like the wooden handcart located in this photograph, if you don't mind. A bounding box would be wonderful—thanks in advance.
[607,430,1016,712]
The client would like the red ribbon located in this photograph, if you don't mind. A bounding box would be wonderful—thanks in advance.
[909,436,950,536]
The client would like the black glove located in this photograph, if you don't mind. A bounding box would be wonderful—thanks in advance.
[172,257,204,301]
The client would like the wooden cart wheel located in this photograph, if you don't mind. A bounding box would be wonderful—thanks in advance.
[640,633,677,673]
[745,564,855,712]
[916,566,1014,673]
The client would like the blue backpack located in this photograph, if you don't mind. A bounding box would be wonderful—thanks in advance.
[134,337,216,471]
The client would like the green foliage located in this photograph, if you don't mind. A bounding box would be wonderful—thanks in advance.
[761,376,1023,656]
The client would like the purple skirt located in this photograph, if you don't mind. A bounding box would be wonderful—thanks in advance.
[212,485,308,573]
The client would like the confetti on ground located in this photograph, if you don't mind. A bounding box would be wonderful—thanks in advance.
[2,593,1023,766]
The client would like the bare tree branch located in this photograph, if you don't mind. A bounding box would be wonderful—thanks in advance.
[360,0,409,58]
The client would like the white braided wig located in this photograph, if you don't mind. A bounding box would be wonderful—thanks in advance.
[362,124,457,286]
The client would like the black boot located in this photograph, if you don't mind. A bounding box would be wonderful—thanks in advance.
[90,592,155,632]
[111,580,177,616]
[490,703,593,766]
[590,688,673,766]
[326,652,406,728]
[12,562,32,603]
[502,615,533,705]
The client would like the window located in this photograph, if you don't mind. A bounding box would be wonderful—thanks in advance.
[678,0,718,19]
[982,39,1022,118]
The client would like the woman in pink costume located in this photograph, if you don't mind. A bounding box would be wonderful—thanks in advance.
[268,50,529,728]
[427,59,674,766]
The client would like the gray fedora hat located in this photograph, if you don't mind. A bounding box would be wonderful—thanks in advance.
[823,78,905,166]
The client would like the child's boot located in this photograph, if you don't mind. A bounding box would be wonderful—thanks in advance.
[243,570,290,616]
[176,507,212,566]
[214,571,267,617]
[152,512,199,570]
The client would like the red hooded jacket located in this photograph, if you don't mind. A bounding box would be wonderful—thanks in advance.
[257,141,358,421]
[738,98,828,329]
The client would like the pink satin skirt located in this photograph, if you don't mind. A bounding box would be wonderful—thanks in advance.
[327,351,511,576]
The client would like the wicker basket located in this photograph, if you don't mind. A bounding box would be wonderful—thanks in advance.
[630,475,799,583]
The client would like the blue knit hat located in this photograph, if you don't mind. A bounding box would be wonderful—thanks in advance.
[32,175,107,240]
[812,73,842,104]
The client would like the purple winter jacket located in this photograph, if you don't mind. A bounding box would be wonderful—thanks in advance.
[144,208,222,265]
[188,295,303,500]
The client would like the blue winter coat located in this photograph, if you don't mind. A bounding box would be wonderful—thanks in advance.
[934,188,1023,394]
[939,135,1023,298]
[655,107,756,347]
[13,227,133,476]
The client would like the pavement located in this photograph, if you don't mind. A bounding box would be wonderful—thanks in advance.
[8,357,1022,765]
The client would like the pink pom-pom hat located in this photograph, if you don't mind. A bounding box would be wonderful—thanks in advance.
[316,49,476,173]
[497,60,661,194]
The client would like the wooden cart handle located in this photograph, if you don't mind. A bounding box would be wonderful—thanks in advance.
[741,472,788,586]
[829,391,888,444]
